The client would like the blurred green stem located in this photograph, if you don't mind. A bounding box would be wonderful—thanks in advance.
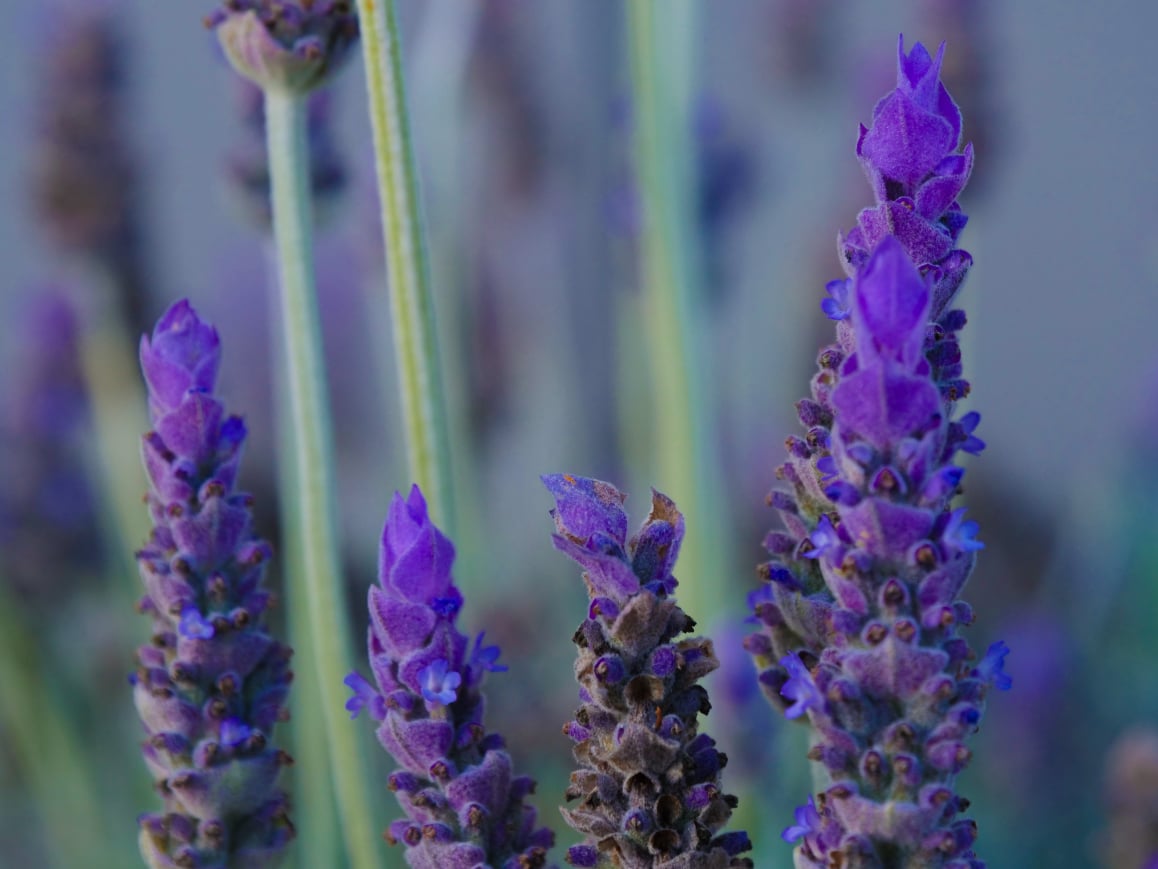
[264,89,379,869]
[74,269,149,599]
[0,585,107,868]
[354,0,455,534]
[626,0,728,622]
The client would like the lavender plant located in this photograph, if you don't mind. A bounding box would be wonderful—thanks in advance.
[131,300,294,868]
[345,485,555,868]
[544,474,752,869]
[743,38,1009,866]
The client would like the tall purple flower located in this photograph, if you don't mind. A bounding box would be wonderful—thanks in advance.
[544,474,752,869]
[747,36,981,727]
[749,236,1008,867]
[345,485,555,869]
[131,300,293,868]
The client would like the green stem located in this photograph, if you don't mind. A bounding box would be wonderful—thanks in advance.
[73,268,150,599]
[264,89,379,869]
[0,586,108,868]
[626,0,728,624]
[354,0,455,534]
[262,246,342,869]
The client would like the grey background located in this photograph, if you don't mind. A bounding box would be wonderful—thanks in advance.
[1,0,1155,512]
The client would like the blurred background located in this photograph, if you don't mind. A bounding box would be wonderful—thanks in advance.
[0,0,1156,866]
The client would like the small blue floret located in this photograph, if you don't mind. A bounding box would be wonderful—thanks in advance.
[783,796,822,843]
[343,671,386,720]
[943,507,984,552]
[178,606,215,640]
[821,279,851,321]
[419,659,462,706]
[471,632,508,674]
[973,640,1012,691]
[804,514,841,560]
[779,652,824,719]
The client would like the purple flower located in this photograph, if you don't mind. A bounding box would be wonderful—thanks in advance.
[545,475,752,868]
[133,301,293,869]
[470,632,508,674]
[343,672,386,721]
[346,485,554,868]
[972,641,1012,691]
[943,507,985,553]
[750,224,1005,866]
[780,653,825,719]
[821,279,851,321]
[804,514,842,560]
[208,0,359,95]
[418,659,462,706]
[783,796,822,843]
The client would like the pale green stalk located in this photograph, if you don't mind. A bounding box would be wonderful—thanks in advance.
[262,247,341,869]
[264,90,378,869]
[354,0,455,535]
[626,0,729,624]
[73,267,150,598]
[0,584,109,868]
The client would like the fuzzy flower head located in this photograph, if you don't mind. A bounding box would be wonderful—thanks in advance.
[346,485,554,868]
[208,0,359,95]
[132,301,292,868]
[545,474,753,868]
[748,237,1004,867]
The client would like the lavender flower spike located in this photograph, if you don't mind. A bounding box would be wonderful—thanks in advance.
[132,300,293,868]
[758,239,1009,868]
[345,485,555,869]
[544,474,753,869]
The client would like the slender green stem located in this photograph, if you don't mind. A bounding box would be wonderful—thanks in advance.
[262,247,342,869]
[354,0,455,534]
[0,586,108,868]
[74,268,150,599]
[626,0,728,624]
[264,89,379,869]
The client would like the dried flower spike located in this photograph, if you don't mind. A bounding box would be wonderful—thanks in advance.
[131,300,293,868]
[208,1,359,95]
[346,485,555,869]
[544,474,753,869]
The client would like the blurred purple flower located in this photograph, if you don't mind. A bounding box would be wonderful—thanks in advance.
[0,292,103,606]
[31,1,151,333]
